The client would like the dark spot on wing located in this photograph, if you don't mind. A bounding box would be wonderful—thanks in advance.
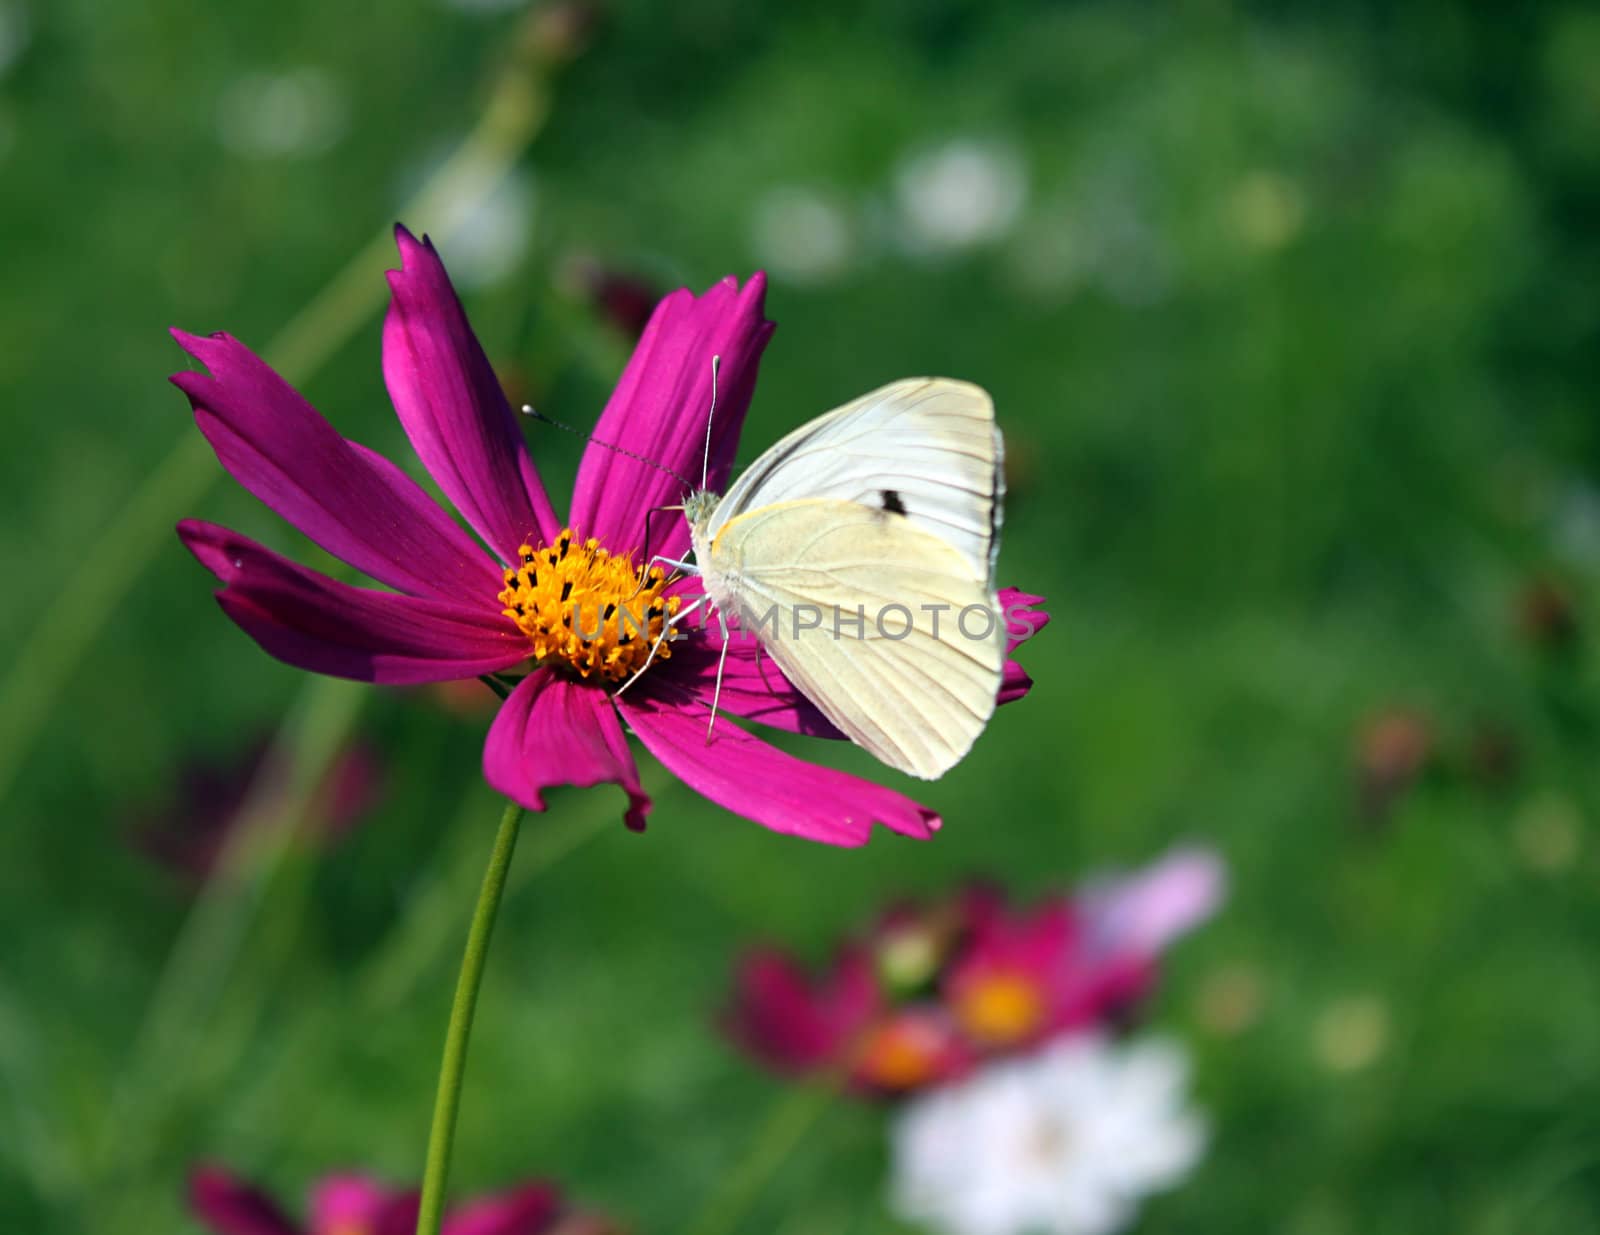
[880,489,907,515]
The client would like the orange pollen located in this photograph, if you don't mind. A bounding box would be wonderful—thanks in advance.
[497,527,681,684]
[953,974,1047,1046]
[857,1020,946,1091]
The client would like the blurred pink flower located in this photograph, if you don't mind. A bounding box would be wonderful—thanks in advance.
[943,895,1147,1051]
[175,227,1044,846]
[134,739,382,882]
[722,945,973,1095]
[188,1164,611,1235]
[723,847,1225,1096]
[853,1007,975,1094]
[1078,846,1228,959]
[724,944,880,1075]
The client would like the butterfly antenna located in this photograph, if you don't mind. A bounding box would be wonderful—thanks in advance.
[522,405,693,489]
[700,354,721,491]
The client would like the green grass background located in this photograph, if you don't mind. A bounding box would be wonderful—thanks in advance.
[4,1,1600,1231]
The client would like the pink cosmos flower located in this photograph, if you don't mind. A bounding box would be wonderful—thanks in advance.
[941,890,1153,1050]
[944,848,1226,1050]
[133,739,382,883]
[722,945,973,1095]
[723,847,1225,1095]
[187,1164,610,1235]
[723,944,880,1076]
[174,227,1044,846]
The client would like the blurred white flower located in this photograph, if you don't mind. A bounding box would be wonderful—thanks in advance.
[894,137,1029,255]
[0,3,27,79]
[891,1035,1206,1235]
[429,168,537,290]
[749,185,855,285]
[216,68,348,159]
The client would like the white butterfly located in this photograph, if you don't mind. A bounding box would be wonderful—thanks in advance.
[657,374,1007,780]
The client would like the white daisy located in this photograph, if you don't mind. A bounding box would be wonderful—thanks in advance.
[890,1035,1206,1235]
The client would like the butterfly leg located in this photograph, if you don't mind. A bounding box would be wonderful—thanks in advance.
[648,555,699,576]
[705,622,733,744]
[614,593,708,697]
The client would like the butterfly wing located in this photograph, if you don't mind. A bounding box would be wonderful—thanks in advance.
[710,379,1003,589]
[703,498,1006,779]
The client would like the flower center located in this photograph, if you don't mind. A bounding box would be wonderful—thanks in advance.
[1025,1114,1072,1165]
[856,1015,952,1091]
[498,528,680,683]
[952,973,1046,1046]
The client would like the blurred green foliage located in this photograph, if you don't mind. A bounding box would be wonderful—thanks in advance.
[3,1,1600,1232]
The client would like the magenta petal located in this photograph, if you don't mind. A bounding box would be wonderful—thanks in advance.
[180,520,528,684]
[384,227,561,562]
[441,1184,562,1235]
[724,945,880,1074]
[483,669,651,830]
[309,1175,417,1235]
[172,329,499,602]
[569,274,774,560]
[997,587,1048,704]
[188,1166,301,1235]
[997,662,1033,705]
[616,684,937,846]
[999,588,1050,650]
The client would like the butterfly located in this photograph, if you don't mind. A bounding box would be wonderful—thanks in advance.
[662,375,1007,779]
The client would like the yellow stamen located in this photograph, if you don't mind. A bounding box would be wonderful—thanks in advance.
[497,528,680,684]
[953,974,1046,1046]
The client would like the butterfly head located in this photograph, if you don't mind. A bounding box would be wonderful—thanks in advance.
[683,487,720,534]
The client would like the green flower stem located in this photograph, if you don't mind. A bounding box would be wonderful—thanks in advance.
[415,797,526,1235]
